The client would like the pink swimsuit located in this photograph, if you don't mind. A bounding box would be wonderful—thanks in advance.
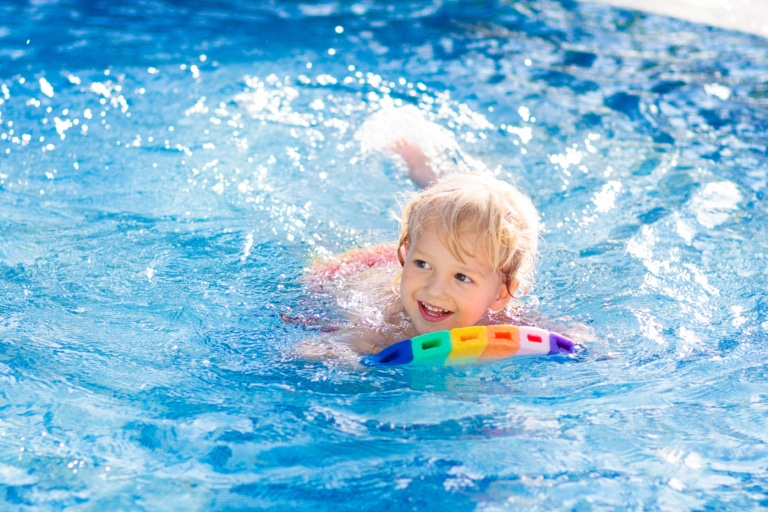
[305,244,399,292]
[282,244,401,330]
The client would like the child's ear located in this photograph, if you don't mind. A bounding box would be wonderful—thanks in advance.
[490,279,516,311]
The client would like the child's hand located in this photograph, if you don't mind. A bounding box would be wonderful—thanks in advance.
[293,328,393,364]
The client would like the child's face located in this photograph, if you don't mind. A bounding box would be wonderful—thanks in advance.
[399,227,511,334]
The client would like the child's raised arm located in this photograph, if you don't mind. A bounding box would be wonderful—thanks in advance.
[356,105,487,188]
[386,138,437,188]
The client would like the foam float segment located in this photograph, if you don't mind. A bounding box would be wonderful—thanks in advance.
[361,339,413,366]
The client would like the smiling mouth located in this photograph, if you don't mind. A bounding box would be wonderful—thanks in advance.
[418,301,453,322]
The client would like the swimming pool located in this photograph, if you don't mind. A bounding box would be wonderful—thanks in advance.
[1,0,767,509]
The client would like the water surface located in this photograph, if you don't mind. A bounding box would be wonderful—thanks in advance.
[1,1,767,510]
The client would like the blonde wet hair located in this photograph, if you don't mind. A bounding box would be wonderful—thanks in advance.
[396,173,539,296]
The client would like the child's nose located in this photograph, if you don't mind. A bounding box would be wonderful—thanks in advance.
[425,274,450,297]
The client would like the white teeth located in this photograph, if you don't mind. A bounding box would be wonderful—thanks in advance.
[421,301,449,314]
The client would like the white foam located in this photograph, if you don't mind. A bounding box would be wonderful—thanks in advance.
[691,181,742,229]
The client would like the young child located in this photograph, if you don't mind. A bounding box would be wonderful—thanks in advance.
[295,109,543,359]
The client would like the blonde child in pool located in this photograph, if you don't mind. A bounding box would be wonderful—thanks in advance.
[298,110,543,358]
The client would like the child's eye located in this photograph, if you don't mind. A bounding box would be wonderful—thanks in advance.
[455,273,472,283]
[415,260,431,270]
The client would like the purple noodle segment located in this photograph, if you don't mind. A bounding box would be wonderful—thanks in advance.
[550,332,575,354]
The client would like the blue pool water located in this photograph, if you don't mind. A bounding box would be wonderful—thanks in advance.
[1,0,767,509]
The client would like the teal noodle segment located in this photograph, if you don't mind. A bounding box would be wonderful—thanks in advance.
[361,325,576,367]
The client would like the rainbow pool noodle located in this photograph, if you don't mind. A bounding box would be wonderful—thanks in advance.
[361,325,575,367]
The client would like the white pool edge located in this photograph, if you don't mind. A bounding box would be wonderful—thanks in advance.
[585,0,768,37]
